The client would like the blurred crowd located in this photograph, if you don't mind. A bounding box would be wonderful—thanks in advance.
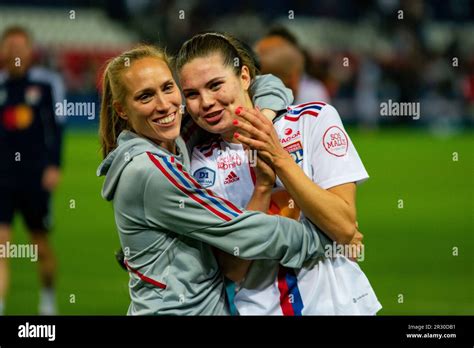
[0,0,472,128]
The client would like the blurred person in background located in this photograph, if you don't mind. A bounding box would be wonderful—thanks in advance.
[0,26,64,315]
[254,27,330,105]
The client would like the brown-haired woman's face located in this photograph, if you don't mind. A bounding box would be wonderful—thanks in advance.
[114,57,182,147]
[179,52,251,137]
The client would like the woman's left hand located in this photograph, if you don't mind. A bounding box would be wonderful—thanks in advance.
[233,106,291,167]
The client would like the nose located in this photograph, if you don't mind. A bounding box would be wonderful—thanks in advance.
[155,93,171,114]
[201,92,215,112]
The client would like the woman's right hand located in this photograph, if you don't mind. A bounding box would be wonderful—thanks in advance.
[233,107,292,168]
[348,224,364,262]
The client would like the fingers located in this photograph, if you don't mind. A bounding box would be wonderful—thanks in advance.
[232,119,267,142]
[233,132,266,151]
[235,106,271,132]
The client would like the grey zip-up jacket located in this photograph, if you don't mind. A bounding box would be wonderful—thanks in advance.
[98,131,332,315]
[97,76,332,315]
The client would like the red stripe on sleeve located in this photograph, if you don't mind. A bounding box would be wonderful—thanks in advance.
[124,260,167,289]
[175,161,243,215]
[147,152,232,221]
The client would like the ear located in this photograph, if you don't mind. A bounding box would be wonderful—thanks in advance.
[240,65,251,92]
[113,100,128,120]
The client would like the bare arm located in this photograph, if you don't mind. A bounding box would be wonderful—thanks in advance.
[273,155,357,244]
[233,107,357,244]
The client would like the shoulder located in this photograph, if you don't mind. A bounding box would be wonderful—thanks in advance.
[29,67,59,82]
[278,101,342,124]
[135,151,194,188]
[28,67,64,91]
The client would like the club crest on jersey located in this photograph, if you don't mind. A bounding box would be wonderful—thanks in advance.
[284,141,304,164]
[323,126,348,157]
[280,130,300,144]
[25,86,42,105]
[193,167,215,188]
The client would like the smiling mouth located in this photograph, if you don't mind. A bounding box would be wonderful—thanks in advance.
[203,109,224,124]
[152,112,177,126]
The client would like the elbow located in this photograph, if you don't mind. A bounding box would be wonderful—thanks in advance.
[334,223,357,245]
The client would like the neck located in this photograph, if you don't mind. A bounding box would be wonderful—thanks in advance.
[160,140,177,154]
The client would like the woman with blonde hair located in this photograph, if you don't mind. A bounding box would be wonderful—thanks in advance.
[96,44,335,315]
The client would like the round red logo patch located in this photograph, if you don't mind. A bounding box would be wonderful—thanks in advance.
[284,128,293,135]
[323,126,349,157]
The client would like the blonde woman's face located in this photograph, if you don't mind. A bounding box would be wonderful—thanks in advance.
[115,57,182,148]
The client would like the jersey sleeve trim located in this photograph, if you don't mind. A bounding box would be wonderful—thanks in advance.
[285,102,326,122]
[318,172,369,190]
[146,152,242,222]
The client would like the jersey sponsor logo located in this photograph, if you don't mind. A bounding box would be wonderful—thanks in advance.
[193,167,216,188]
[217,152,242,170]
[284,141,304,164]
[224,171,240,185]
[323,125,349,157]
[280,130,301,144]
[284,128,293,135]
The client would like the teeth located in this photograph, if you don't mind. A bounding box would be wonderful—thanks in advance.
[206,110,222,118]
[155,112,176,125]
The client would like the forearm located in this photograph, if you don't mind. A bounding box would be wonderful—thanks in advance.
[247,184,272,212]
[275,156,357,244]
[216,185,273,282]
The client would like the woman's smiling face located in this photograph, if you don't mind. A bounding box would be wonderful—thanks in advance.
[179,52,251,139]
[114,57,182,150]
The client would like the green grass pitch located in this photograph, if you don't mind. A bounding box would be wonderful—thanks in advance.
[4,127,474,315]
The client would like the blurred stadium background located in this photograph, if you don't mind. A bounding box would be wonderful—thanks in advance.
[0,0,472,315]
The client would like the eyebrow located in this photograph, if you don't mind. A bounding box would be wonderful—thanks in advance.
[182,76,225,93]
[134,79,174,96]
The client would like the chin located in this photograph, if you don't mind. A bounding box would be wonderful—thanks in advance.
[199,119,233,136]
[161,127,180,141]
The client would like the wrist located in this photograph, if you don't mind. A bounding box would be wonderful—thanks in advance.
[273,151,293,170]
[253,183,273,194]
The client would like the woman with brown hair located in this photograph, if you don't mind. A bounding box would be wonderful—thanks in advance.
[176,32,381,315]
[96,44,334,315]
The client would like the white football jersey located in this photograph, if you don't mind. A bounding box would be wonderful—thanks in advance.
[190,102,382,315]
